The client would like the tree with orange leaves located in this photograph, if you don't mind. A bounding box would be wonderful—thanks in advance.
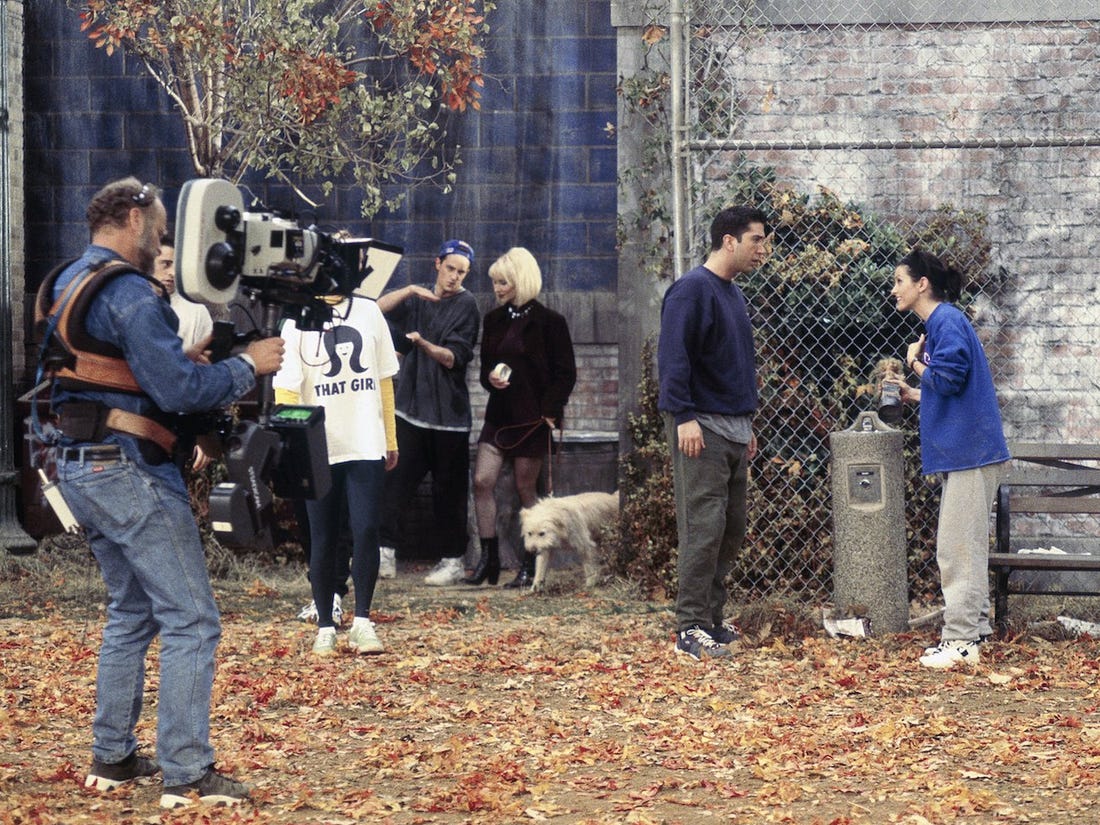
[76,0,494,216]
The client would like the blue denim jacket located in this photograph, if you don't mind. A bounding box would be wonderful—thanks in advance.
[51,244,256,493]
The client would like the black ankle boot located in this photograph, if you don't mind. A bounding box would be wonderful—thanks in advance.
[463,537,500,585]
[503,551,536,589]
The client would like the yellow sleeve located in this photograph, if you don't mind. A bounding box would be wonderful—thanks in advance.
[274,388,300,405]
[381,376,397,452]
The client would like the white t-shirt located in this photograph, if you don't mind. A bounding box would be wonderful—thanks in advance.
[170,292,214,350]
[273,297,399,464]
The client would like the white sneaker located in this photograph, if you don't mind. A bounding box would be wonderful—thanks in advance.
[348,618,384,654]
[297,600,318,623]
[919,639,980,669]
[923,634,991,655]
[423,557,465,586]
[379,546,397,579]
[297,595,343,624]
[312,627,337,658]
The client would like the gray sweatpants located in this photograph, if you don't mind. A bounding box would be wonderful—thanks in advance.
[937,462,1008,641]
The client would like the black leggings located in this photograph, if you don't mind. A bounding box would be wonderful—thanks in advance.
[305,459,385,627]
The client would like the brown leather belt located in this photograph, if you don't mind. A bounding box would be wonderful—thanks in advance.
[105,408,177,453]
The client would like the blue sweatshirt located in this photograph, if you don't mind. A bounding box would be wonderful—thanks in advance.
[918,302,1010,474]
[657,265,758,424]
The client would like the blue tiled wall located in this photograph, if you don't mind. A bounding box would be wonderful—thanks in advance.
[24,1,618,305]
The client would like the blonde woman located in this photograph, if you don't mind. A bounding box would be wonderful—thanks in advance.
[468,248,576,587]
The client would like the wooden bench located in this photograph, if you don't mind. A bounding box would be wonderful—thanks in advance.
[989,441,1100,629]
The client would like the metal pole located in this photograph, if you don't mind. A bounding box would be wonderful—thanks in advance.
[686,136,1100,152]
[0,0,36,553]
[669,0,687,279]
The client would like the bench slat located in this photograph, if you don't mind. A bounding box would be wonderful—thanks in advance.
[1008,441,1100,461]
[988,553,1100,571]
[1003,470,1100,486]
[1007,496,1100,514]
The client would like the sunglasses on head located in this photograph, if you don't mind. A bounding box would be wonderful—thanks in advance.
[131,183,154,207]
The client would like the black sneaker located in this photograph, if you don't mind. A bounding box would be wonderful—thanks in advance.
[160,768,251,809]
[675,625,732,661]
[84,750,160,791]
[710,620,741,645]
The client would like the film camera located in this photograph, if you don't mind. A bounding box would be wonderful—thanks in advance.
[175,178,403,548]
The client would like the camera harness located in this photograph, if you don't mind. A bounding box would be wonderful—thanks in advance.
[31,258,178,454]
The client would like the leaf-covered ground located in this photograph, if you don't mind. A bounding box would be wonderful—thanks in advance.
[3,554,1100,824]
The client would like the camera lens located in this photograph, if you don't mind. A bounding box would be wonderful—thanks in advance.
[214,205,241,231]
[205,242,241,289]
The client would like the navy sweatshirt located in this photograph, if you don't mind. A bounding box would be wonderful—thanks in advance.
[657,265,758,424]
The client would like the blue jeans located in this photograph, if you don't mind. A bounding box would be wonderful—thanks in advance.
[306,459,385,626]
[58,454,220,787]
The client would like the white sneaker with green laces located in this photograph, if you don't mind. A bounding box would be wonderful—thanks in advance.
[348,618,384,654]
[312,627,338,658]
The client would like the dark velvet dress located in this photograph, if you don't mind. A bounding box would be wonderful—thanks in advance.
[477,300,577,457]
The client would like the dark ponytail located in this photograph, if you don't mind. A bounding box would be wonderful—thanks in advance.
[898,249,963,303]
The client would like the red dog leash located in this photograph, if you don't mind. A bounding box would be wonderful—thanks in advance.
[492,419,564,495]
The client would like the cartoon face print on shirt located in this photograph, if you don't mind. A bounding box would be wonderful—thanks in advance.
[322,324,370,377]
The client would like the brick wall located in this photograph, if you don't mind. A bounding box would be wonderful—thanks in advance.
[467,342,619,437]
[682,21,1100,443]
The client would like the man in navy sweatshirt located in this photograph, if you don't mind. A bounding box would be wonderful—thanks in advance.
[658,206,770,660]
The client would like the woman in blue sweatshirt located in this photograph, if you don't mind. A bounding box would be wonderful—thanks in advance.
[892,249,1010,670]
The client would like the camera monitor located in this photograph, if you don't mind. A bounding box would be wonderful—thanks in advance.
[350,238,403,299]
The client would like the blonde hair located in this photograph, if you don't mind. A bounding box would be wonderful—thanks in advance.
[489,247,542,307]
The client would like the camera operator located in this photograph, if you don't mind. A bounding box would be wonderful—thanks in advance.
[44,177,283,808]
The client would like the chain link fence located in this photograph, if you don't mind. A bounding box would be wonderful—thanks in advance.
[668,1,1100,615]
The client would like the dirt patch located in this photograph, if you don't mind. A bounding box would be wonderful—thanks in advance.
[3,543,1100,824]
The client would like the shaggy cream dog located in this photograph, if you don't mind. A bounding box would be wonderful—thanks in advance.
[520,491,619,591]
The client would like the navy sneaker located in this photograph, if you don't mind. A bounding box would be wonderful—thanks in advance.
[710,620,741,645]
[84,750,160,791]
[160,768,251,809]
[675,625,732,660]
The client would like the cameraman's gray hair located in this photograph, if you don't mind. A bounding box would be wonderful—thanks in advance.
[87,177,161,234]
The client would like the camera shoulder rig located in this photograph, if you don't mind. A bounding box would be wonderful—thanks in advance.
[34,257,164,395]
[34,258,177,455]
